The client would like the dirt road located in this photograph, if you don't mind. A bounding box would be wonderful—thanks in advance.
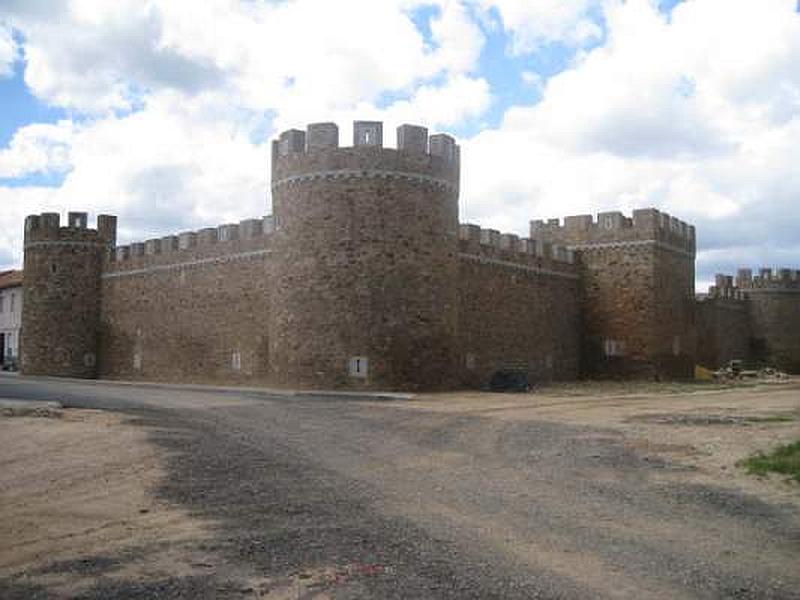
[1,375,798,599]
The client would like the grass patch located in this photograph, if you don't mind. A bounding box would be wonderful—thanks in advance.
[535,380,745,397]
[746,415,795,423]
[739,440,800,482]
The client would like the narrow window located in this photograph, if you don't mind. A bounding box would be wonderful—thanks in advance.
[604,339,624,357]
[349,356,368,378]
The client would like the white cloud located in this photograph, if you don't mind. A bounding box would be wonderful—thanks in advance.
[0,185,61,270]
[0,22,18,77]
[2,0,485,116]
[0,89,270,269]
[521,70,542,89]
[7,1,227,113]
[53,90,269,231]
[429,0,486,73]
[375,74,491,131]
[0,121,74,178]
[476,0,602,52]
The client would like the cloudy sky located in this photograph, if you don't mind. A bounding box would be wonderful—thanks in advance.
[1,0,798,290]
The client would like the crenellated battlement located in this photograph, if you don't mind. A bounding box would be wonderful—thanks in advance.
[459,224,575,265]
[24,211,117,247]
[530,208,695,255]
[274,120,458,160]
[271,120,460,191]
[703,273,748,301]
[109,215,276,268]
[458,223,578,281]
[701,267,800,302]
[733,267,800,291]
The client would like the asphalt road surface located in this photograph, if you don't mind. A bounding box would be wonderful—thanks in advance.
[2,375,799,599]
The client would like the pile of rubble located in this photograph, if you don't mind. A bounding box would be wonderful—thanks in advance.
[712,361,790,381]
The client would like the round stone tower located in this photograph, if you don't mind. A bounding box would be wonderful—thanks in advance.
[269,120,460,389]
[738,267,800,373]
[21,211,117,377]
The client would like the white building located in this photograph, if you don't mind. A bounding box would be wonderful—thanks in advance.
[0,270,23,370]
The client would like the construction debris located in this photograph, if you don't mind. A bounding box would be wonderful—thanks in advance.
[711,362,790,382]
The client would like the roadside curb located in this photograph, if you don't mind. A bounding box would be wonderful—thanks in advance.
[0,398,63,409]
[0,373,417,402]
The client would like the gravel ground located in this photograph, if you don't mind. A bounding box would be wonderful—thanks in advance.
[1,375,798,599]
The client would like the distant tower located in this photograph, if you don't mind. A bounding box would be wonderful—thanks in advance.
[737,268,800,372]
[532,209,697,379]
[269,120,461,389]
[21,212,117,377]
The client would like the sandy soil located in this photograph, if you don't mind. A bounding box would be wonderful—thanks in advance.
[412,380,800,509]
[0,405,389,599]
[0,406,222,598]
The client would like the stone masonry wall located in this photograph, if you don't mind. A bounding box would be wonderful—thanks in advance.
[651,244,696,377]
[457,225,580,386]
[695,298,751,369]
[21,212,115,378]
[574,244,659,377]
[269,122,461,390]
[98,219,274,383]
[532,209,696,378]
[739,268,800,373]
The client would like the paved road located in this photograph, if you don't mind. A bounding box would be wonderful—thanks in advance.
[1,375,799,599]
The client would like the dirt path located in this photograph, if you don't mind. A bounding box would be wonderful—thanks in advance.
[0,403,405,599]
[412,381,800,509]
[1,377,799,599]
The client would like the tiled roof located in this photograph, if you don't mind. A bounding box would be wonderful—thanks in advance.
[0,270,23,290]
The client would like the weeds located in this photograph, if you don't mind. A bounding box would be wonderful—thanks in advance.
[739,440,800,482]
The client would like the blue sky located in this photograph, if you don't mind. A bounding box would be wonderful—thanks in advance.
[0,73,63,147]
[1,0,799,291]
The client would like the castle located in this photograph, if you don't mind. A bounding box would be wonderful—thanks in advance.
[19,120,800,389]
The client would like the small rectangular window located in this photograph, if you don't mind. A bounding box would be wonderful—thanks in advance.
[349,356,368,378]
[603,339,625,357]
[9,293,14,313]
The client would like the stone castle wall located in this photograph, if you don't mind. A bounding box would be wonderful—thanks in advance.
[651,243,696,377]
[532,209,696,378]
[695,270,800,372]
[21,212,115,377]
[695,297,751,369]
[457,225,580,385]
[20,119,799,388]
[269,122,462,389]
[98,217,275,383]
[738,268,800,372]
